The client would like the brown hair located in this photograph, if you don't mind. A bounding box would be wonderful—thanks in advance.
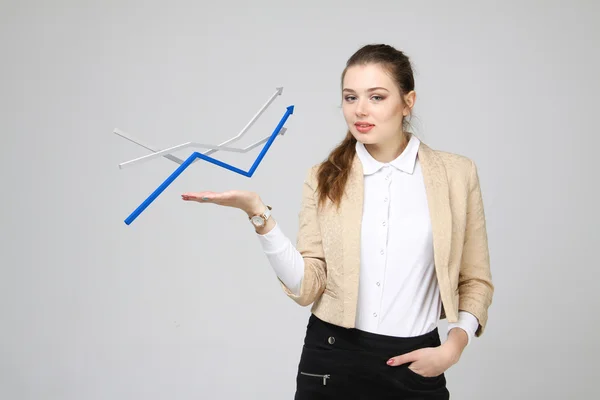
[316,44,416,210]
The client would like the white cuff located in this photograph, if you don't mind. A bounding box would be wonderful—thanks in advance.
[255,221,288,253]
[447,311,479,347]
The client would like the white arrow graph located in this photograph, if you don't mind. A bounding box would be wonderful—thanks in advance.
[114,87,285,168]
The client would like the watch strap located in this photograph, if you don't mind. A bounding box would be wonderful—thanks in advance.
[249,205,272,224]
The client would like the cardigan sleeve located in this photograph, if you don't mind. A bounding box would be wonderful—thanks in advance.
[457,159,494,336]
[257,165,327,306]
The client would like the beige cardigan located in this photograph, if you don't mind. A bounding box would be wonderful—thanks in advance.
[278,141,494,337]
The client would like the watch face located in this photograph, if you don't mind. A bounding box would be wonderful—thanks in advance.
[251,216,264,227]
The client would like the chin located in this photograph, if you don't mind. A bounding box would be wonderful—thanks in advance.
[353,134,380,144]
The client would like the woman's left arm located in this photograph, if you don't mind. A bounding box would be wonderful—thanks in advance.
[434,160,495,365]
[456,159,495,338]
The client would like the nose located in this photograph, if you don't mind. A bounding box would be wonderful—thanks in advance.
[355,99,367,117]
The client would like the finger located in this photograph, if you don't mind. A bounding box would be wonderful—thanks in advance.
[200,192,221,202]
[181,194,199,201]
[407,364,422,375]
[387,350,419,366]
[181,192,214,202]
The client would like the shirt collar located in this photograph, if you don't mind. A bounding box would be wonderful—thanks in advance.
[355,133,421,175]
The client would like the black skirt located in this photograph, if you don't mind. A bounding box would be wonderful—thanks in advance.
[294,313,450,399]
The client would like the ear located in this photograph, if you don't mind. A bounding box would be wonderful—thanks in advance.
[403,90,416,115]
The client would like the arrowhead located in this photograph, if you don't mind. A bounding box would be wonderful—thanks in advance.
[287,105,294,114]
[276,87,284,95]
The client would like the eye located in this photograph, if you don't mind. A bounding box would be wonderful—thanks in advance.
[343,95,384,102]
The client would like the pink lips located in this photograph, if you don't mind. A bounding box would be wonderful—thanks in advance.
[355,123,374,133]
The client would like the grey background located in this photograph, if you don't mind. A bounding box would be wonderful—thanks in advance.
[1,0,598,399]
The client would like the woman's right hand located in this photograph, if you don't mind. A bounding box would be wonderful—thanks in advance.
[181,190,266,217]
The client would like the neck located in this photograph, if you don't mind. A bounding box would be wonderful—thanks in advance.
[364,131,410,163]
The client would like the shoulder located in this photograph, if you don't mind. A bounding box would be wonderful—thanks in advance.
[301,162,323,189]
[416,137,475,172]
[432,148,476,172]
[422,144,481,189]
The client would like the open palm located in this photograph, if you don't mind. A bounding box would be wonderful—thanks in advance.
[181,190,262,215]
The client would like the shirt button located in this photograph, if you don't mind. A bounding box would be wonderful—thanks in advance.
[380,249,384,255]
[382,221,386,226]
[373,312,377,317]
[376,282,380,286]
[384,197,388,202]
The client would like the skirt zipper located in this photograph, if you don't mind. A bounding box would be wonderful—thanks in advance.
[300,372,331,385]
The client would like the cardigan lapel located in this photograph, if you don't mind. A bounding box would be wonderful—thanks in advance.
[418,142,453,316]
[340,154,364,327]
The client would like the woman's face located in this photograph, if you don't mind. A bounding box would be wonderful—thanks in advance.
[341,63,414,146]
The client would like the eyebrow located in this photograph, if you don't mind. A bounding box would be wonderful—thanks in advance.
[342,87,390,93]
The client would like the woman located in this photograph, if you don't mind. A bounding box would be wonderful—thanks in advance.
[182,44,494,399]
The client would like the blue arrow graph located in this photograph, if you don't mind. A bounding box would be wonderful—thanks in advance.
[124,105,294,225]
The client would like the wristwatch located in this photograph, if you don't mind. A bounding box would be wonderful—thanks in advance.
[249,205,272,228]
